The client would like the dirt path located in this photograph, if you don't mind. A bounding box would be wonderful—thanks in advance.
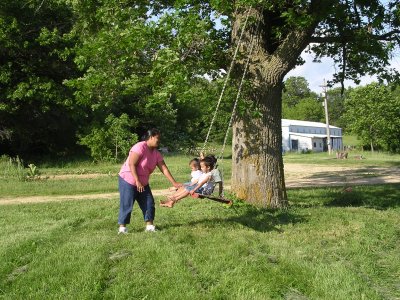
[284,164,400,187]
[1,164,399,205]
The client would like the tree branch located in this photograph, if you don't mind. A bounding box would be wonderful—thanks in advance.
[310,29,400,43]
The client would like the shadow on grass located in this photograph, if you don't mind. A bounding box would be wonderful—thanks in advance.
[222,207,306,232]
[325,184,400,209]
[163,205,306,233]
[289,183,400,210]
[387,161,400,167]
[301,166,400,185]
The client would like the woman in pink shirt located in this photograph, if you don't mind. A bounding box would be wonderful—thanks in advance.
[118,129,180,233]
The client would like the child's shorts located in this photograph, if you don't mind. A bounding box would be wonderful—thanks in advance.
[196,187,205,194]
[184,185,197,192]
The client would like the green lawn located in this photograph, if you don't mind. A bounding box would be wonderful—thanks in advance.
[342,134,361,147]
[282,135,400,167]
[0,153,233,198]
[0,185,399,299]
[283,151,400,167]
[0,150,399,299]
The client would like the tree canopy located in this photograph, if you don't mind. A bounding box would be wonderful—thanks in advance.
[344,83,400,152]
[0,0,80,156]
[282,76,324,122]
[1,0,400,166]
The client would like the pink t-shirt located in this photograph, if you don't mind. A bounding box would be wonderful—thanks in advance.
[119,141,163,186]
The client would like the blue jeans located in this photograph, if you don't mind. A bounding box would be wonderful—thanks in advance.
[118,176,155,225]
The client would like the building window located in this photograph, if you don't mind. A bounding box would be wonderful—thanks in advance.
[313,142,316,148]
[320,143,322,147]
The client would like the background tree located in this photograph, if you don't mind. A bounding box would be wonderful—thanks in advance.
[79,114,138,161]
[283,97,325,122]
[66,0,231,150]
[282,76,315,107]
[282,76,323,122]
[326,87,350,130]
[344,83,400,153]
[0,0,81,157]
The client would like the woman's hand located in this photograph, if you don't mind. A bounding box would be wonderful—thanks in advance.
[136,181,145,192]
[173,182,182,189]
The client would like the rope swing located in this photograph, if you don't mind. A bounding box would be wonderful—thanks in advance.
[201,8,251,154]
[193,8,259,204]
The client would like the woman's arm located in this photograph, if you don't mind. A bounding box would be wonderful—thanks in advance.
[128,152,144,192]
[157,160,180,188]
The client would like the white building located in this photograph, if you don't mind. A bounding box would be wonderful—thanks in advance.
[282,119,342,153]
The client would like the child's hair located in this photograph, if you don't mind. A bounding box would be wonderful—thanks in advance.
[189,158,200,170]
[205,155,217,168]
[201,155,217,170]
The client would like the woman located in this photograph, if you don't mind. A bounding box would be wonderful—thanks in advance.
[118,128,180,233]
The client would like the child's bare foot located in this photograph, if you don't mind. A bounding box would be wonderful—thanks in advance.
[160,199,175,208]
[168,187,178,192]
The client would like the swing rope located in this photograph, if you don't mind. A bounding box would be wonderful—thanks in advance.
[218,30,258,162]
[201,8,251,153]
[200,9,260,201]
[216,17,260,196]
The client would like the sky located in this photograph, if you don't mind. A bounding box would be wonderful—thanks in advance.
[285,51,400,93]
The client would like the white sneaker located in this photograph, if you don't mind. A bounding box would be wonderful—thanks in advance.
[118,226,128,234]
[145,225,156,232]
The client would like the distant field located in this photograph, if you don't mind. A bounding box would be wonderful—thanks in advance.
[342,134,361,147]
[283,150,400,167]
[0,152,233,198]
[1,150,400,198]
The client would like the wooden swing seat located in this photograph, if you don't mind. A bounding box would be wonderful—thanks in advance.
[190,178,233,205]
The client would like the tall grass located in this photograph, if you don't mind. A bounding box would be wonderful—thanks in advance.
[0,155,26,181]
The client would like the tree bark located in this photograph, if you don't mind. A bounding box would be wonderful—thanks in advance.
[230,7,316,208]
[232,85,287,207]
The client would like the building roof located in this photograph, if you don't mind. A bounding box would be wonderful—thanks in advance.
[289,133,342,138]
[282,119,340,129]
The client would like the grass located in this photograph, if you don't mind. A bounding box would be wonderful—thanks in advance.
[342,134,361,147]
[283,151,400,167]
[0,185,399,299]
[0,148,399,298]
[283,135,400,167]
[0,152,232,198]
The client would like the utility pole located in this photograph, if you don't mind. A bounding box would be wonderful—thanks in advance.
[320,79,332,155]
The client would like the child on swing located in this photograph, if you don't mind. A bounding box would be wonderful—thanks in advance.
[169,158,202,192]
[160,156,217,208]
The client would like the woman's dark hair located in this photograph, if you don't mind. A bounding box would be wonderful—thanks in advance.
[142,128,161,141]
[189,158,200,170]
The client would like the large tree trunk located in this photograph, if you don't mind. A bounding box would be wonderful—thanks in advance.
[230,8,316,208]
[232,84,287,207]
